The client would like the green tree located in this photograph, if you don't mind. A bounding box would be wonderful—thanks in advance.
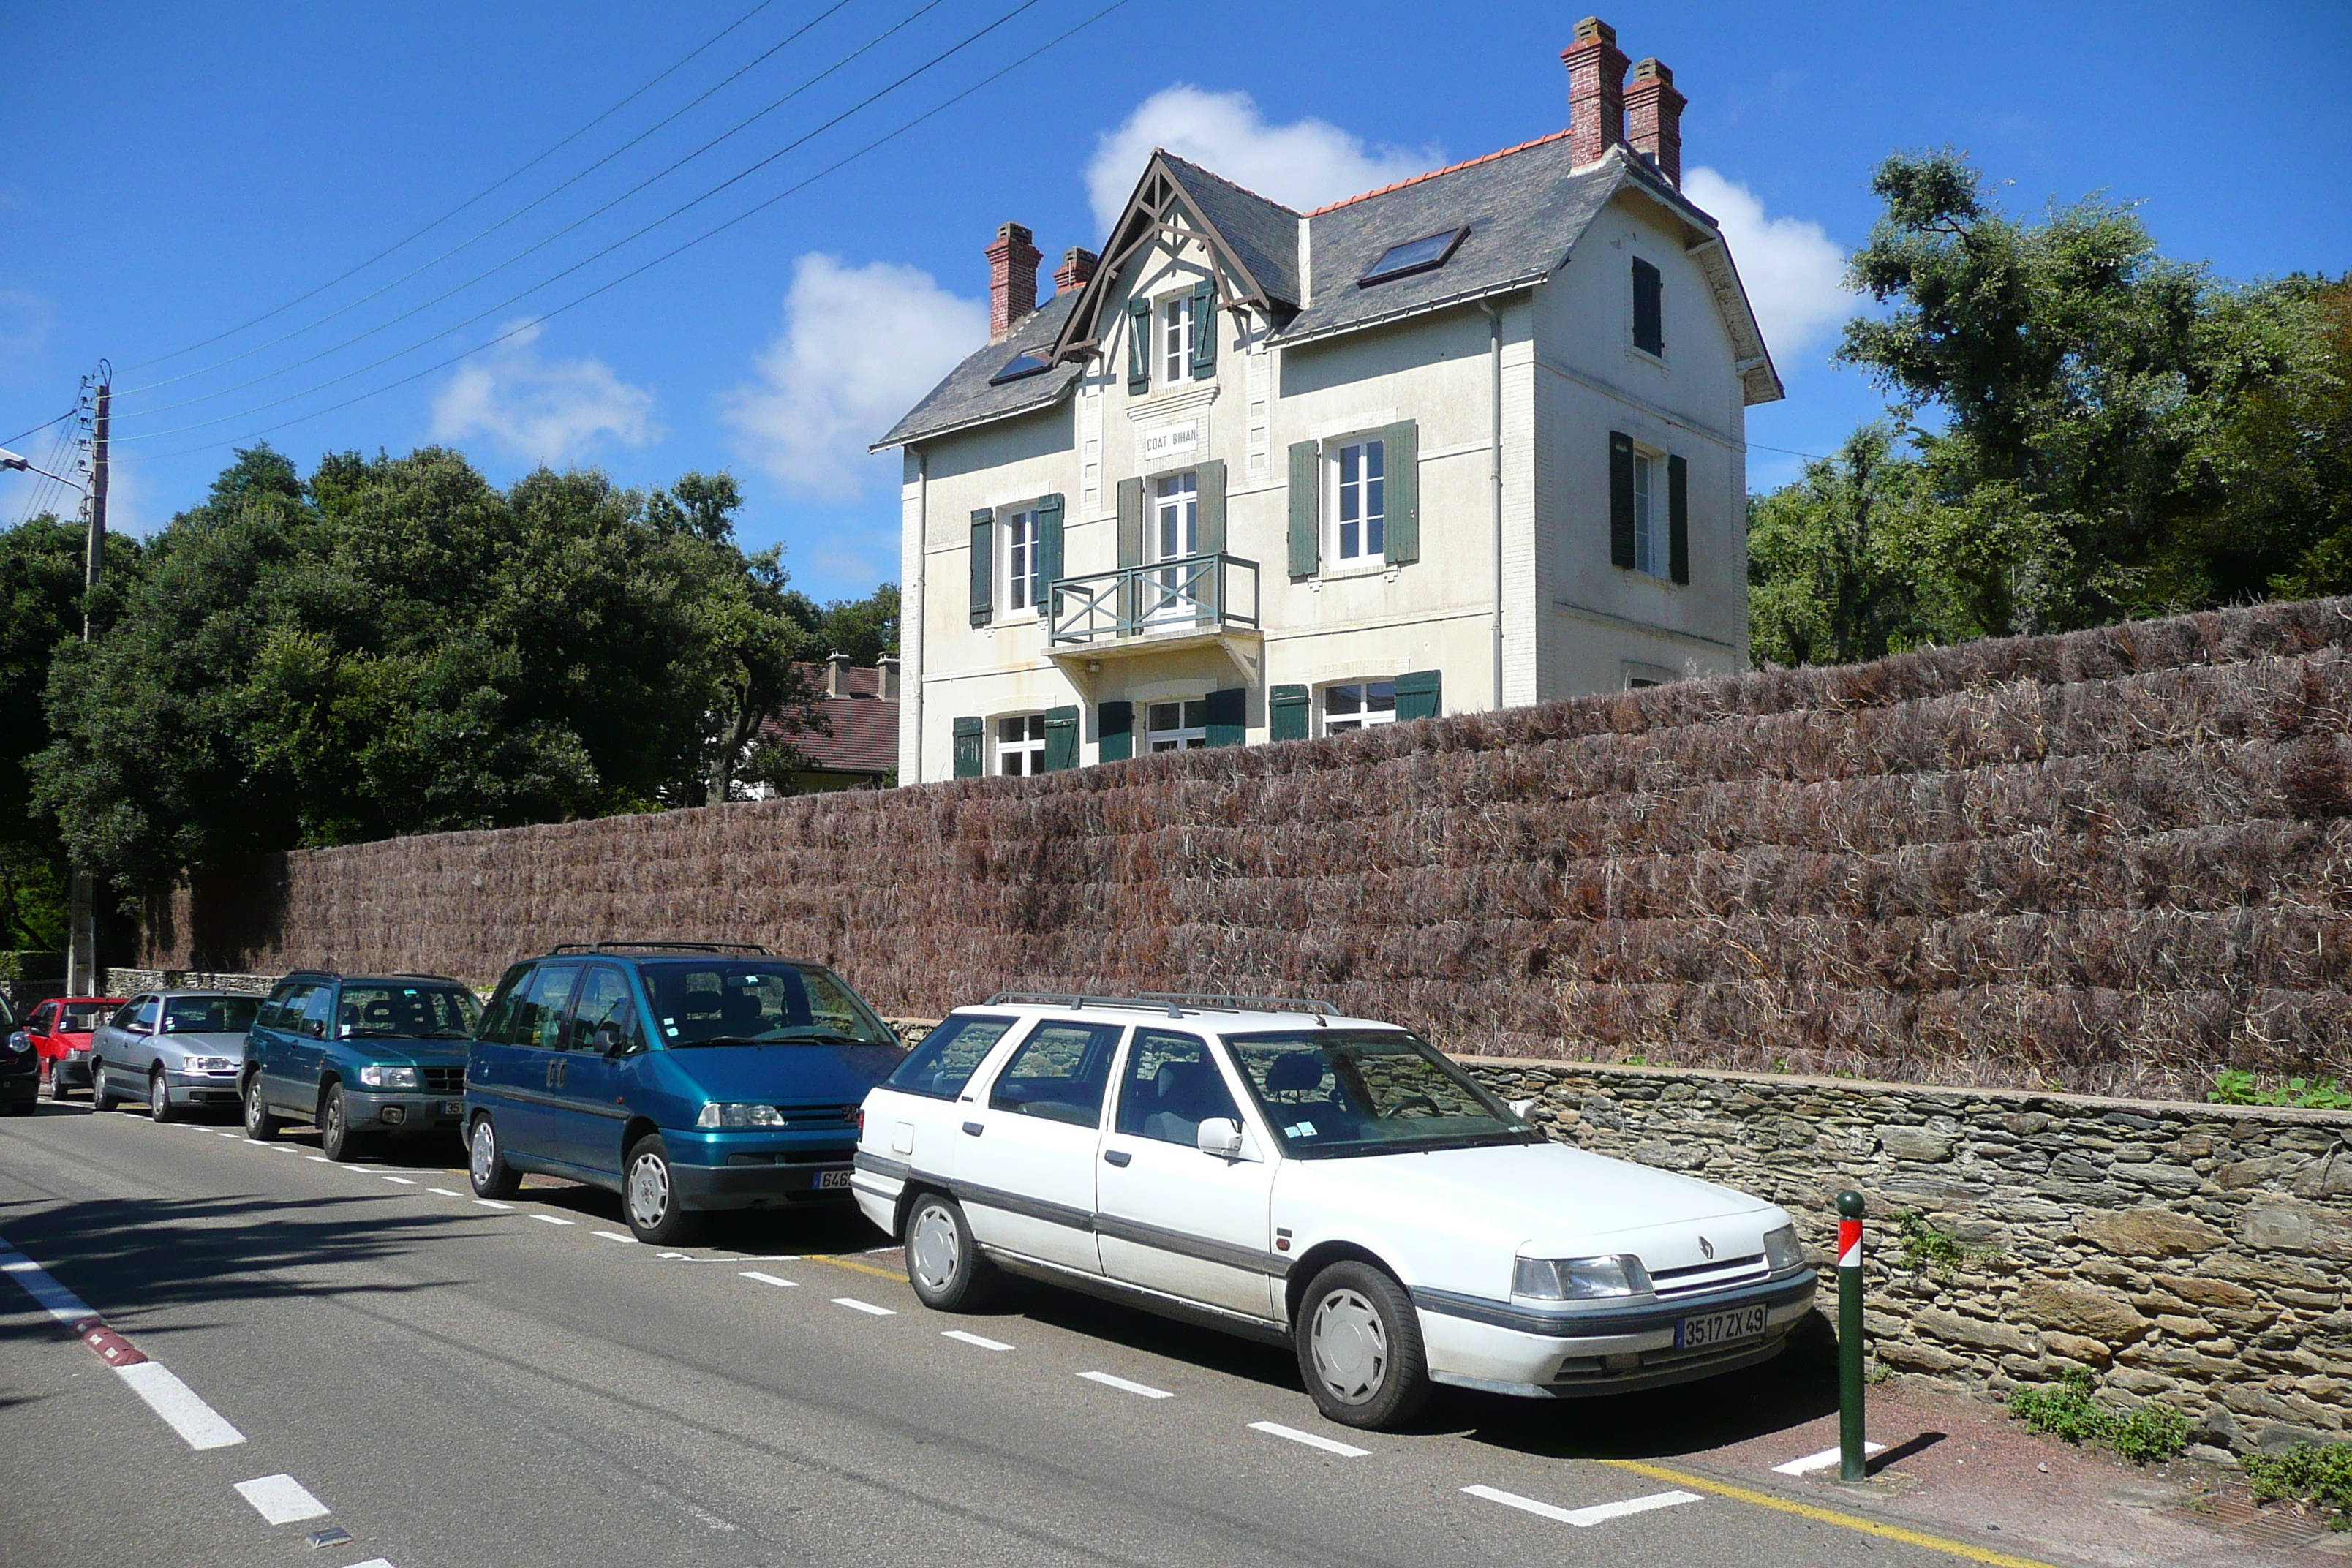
[782,581,900,667]
[1746,425,1929,668]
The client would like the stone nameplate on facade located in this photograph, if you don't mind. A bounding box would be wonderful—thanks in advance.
[1139,421,1201,468]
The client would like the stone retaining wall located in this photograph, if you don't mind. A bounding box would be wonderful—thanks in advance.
[1463,1056,2352,1456]
[104,968,276,997]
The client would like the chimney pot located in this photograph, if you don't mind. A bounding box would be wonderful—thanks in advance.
[986,222,1041,342]
[875,654,900,702]
[1053,246,1099,294]
[1561,15,1630,168]
[826,649,852,698]
[1626,57,1687,186]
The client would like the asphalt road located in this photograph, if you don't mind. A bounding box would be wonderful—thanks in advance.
[0,1099,2055,1568]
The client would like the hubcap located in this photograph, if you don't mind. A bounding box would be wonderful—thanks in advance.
[151,1076,166,1116]
[1310,1288,1389,1405]
[627,1153,670,1229]
[470,1122,496,1186]
[325,1093,343,1146]
[908,1203,961,1292]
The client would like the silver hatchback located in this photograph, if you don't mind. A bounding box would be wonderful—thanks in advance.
[89,992,262,1122]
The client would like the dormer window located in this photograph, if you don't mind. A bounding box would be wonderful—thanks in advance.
[1359,227,1467,287]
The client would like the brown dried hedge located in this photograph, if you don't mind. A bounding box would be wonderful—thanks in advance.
[145,597,2352,1098]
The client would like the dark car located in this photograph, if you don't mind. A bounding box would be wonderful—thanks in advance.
[464,943,905,1243]
[241,971,482,1159]
[3,998,37,1114]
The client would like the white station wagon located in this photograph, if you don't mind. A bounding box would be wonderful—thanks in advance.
[854,995,1817,1428]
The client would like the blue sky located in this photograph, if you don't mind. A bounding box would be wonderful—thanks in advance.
[4,1,2346,600]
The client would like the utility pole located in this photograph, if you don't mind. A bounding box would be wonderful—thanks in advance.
[64,367,108,998]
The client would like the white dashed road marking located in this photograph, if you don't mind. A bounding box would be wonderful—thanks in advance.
[592,1230,634,1244]
[382,1177,416,1186]
[428,1188,463,1198]
[1079,1371,1172,1399]
[116,1360,247,1450]
[308,1156,331,1163]
[1248,1420,1368,1457]
[1463,1484,1701,1528]
[473,1199,513,1210]
[943,1330,1010,1351]
[216,1131,241,1138]
[1,1249,96,1324]
[832,1297,896,1316]
[532,1215,574,1226]
[1772,1441,1886,1476]
[233,1474,329,1524]
[741,1271,799,1289]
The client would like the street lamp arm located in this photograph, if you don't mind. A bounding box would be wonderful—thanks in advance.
[0,446,81,486]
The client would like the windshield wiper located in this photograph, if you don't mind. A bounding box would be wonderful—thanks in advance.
[668,1033,762,1048]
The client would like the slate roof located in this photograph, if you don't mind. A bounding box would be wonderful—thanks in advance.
[1155,154,1301,307]
[872,289,1083,451]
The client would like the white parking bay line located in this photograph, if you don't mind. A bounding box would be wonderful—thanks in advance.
[742,1271,799,1289]
[1079,1371,1172,1399]
[1248,1420,1368,1458]
[832,1297,896,1316]
[1771,1441,1886,1477]
[381,1177,417,1186]
[0,1248,97,1324]
[216,1131,241,1138]
[343,1560,397,1568]
[532,1215,575,1226]
[308,1156,332,1163]
[943,1330,1010,1351]
[592,1230,634,1244]
[116,1361,246,1450]
[1462,1484,1700,1529]
[473,1199,513,1210]
[233,1474,328,1525]
[427,1188,463,1198]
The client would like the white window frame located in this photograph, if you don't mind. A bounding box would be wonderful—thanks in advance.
[1158,293,1195,388]
[1320,680,1396,735]
[1145,696,1210,753]
[995,713,1047,776]
[1326,434,1387,569]
[1002,506,1042,616]
[1630,447,1664,578]
[1147,470,1200,625]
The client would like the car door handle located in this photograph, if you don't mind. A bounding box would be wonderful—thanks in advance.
[1103,1149,1132,1167]
[961,1120,984,1137]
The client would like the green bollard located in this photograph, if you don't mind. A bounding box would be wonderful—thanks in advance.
[1836,1189,1868,1482]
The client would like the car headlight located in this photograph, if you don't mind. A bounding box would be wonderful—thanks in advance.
[1512,1254,1654,1300]
[696,1102,786,1129]
[1763,1224,1805,1273]
[182,1056,237,1074]
[357,1065,420,1089]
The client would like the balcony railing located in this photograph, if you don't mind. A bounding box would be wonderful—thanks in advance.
[1047,553,1262,647]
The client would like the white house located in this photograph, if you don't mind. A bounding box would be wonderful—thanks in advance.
[875,18,1781,782]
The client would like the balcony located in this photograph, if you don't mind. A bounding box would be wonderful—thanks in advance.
[1044,554,1262,671]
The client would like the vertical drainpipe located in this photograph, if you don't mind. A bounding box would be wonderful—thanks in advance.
[1486,300,1505,711]
[911,446,927,782]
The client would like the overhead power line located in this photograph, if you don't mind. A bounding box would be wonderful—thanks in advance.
[1,406,79,449]
[120,0,1049,446]
[124,0,859,398]
[124,0,1139,467]
[121,0,783,374]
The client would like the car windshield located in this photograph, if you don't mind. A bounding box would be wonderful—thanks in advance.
[163,996,261,1034]
[337,985,480,1039]
[1223,1028,1536,1159]
[58,1004,113,1032]
[640,960,896,1049]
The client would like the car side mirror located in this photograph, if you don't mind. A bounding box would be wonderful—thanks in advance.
[593,1022,626,1056]
[1508,1097,1537,1119]
[1196,1117,1245,1159]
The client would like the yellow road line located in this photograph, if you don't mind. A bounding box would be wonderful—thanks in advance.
[804,1253,900,1281]
[1600,1458,2060,1568]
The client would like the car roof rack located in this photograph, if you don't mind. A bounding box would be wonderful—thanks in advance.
[981,991,1339,1021]
[546,940,776,957]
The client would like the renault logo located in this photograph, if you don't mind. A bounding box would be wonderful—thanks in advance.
[1699,1236,1716,1260]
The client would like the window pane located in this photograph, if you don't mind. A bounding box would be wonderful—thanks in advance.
[566,967,641,1054]
[1149,702,1180,730]
[990,1020,1124,1126]
[1341,445,1359,485]
[889,1014,1016,1100]
[1115,1030,1240,1144]
[510,965,581,1052]
[1326,684,1361,717]
[1365,440,1383,480]
[1367,682,1396,714]
[999,717,1024,743]
[1183,700,1208,727]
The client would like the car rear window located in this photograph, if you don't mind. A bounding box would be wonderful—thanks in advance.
[57,1003,113,1032]
[336,985,480,1039]
[886,1014,1017,1100]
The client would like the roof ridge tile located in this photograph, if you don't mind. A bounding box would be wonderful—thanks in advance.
[1305,127,1578,216]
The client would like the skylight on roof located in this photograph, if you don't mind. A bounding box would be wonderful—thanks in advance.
[1357,227,1469,288]
[988,352,1052,385]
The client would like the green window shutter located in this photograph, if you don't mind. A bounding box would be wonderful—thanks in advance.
[1268,684,1309,742]
[1667,454,1689,585]
[969,509,994,625]
[1196,459,1226,557]
[1189,280,1216,379]
[1203,686,1246,747]
[1128,298,1152,393]
[1632,257,1663,355]
[1098,700,1134,762]
[951,716,984,779]
[1608,432,1635,569]
[1042,706,1080,771]
[1286,440,1319,578]
[1380,419,1419,566]
[1395,668,1441,722]
[1037,491,1065,606]
[1116,475,1145,631]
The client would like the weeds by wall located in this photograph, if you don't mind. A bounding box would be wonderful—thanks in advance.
[144,598,2352,1099]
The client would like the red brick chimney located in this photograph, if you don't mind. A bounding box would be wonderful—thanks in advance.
[1626,58,1686,186]
[986,222,1041,342]
[1562,16,1629,167]
[1053,246,1099,295]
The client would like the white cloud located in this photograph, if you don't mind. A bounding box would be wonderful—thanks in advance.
[1683,167,1851,365]
[722,254,987,501]
[1086,86,1441,233]
[429,319,660,465]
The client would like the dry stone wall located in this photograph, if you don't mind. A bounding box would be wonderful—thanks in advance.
[1465,1056,2352,1456]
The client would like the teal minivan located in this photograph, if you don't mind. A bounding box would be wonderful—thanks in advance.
[464,942,906,1243]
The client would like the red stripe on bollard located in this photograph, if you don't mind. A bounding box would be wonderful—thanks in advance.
[1837,1217,1863,1269]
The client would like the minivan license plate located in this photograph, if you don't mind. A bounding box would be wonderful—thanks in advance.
[1677,1304,1768,1349]
[816,1169,853,1191]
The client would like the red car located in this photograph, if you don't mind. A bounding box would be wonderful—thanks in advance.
[24,996,127,1100]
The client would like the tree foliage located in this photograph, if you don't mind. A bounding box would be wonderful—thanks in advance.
[1752,149,2351,662]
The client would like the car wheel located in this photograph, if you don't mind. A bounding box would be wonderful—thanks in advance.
[242,1076,282,1140]
[903,1191,996,1311]
[319,1083,366,1161]
[622,1135,701,1245]
[46,1060,69,1101]
[467,1115,521,1199]
[1294,1260,1432,1431]
[148,1068,180,1124]
[88,1062,117,1112]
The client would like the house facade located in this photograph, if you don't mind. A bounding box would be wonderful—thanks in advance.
[876,18,1781,783]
